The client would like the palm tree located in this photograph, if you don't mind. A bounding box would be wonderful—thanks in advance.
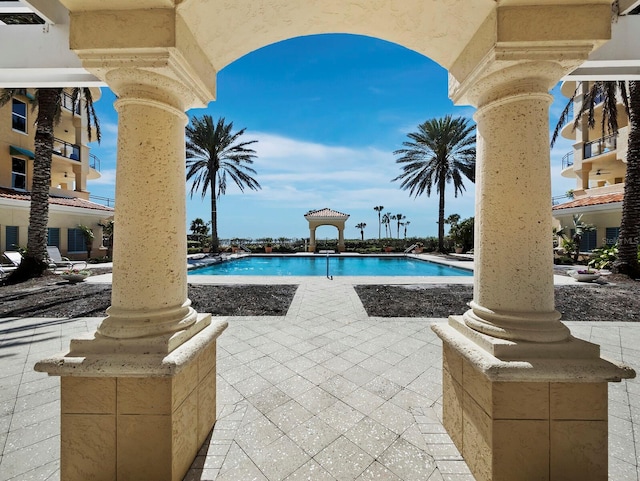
[552,81,639,278]
[99,219,114,260]
[381,213,391,238]
[373,205,384,239]
[393,115,476,252]
[0,88,100,283]
[186,116,260,253]
[392,213,405,239]
[189,217,210,249]
[403,220,410,239]
[356,222,366,241]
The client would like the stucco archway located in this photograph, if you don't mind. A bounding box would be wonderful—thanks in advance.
[37,2,635,480]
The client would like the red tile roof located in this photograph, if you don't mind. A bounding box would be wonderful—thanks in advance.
[553,192,623,210]
[0,187,114,212]
[304,208,350,218]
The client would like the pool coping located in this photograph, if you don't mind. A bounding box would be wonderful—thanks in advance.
[88,253,579,286]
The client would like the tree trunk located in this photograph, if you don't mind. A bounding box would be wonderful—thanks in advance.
[210,168,219,253]
[437,179,446,252]
[378,213,381,239]
[7,89,60,284]
[613,80,640,278]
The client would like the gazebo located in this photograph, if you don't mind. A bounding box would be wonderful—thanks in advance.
[304,208,350,252]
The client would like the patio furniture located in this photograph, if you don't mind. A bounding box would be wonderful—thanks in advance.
[46,246,87,270]
[4,250,60,271]
[3,251,24,267]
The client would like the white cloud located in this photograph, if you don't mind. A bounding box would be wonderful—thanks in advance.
[89,168,116,186]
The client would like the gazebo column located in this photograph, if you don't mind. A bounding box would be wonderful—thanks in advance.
[434,48,635,480]
[309,226,316,252]
[36,48,227,481]
[337,226,345,252]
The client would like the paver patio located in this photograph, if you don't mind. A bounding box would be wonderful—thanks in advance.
[0,276,638,480]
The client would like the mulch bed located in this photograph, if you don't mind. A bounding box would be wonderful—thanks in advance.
[1,269,639,322]
[0,275,298,318]
[355,279,640,322]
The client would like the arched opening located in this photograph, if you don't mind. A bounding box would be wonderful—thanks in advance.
[36,3,632,481]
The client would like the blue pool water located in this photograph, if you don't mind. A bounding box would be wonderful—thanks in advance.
[188,256,472,277]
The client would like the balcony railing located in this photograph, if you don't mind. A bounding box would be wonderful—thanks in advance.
[583,134,617,159]
[562,151,574,169]
[61,92,81,114]
[53,137,80,161]
[561,100,574,127]
[89,153,101,171]
[89,194,114,207]
[552,194,573,206]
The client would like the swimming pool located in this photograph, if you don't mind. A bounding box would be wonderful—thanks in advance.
[188,255,472,277]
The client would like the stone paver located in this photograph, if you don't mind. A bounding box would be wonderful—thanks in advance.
[0,276,638,481]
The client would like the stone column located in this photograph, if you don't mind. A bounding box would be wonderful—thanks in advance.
[337,225,345,252]
[309,226,316,252]
[434,58,635,480]
[97,82,197,344]
[463,81,570,344]
[36,63,227,481]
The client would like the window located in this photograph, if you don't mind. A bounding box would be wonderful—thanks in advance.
[12,98,27,133]
[11,157,26,190]
[5,226,19,251]
[579,230,597,252]
[605,227,620,246]
[47,228,60,248]
[67,228,85,253]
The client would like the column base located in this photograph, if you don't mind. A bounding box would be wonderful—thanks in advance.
[69,311,212,356]
[432,316,635,481]
[35,315,227,481]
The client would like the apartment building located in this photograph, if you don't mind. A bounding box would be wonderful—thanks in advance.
[552,80,629,251]
[0,88,113,258]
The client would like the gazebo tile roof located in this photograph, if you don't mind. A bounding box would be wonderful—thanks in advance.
[0,187,114,212]
[552,192,623,210]
[304,208,350,218]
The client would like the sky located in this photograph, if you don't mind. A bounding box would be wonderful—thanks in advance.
[86,33,576,242]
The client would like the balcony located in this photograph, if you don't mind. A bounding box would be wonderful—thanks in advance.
[562,151,574,169]
[61,92,81,115]
[584,134,617,160]
[53,137,80,161]
[89,153,101,172]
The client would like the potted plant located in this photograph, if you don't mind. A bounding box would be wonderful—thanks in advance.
[384,245,393,253]
[568,267,601,282]
[60,268,91,283]
[446,214,474,254]
[413,242,424,254]
[264,238,273,253]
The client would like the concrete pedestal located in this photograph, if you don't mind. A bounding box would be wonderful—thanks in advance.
[36,317,227,481]
[434,317,635,481]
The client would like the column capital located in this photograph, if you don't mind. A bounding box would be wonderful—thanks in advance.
[79,50,213,112]
[449,46,593,108]
[65,7,216,110]
[448,2,613,107]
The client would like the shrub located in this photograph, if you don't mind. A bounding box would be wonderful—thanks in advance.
[588,244,618,270]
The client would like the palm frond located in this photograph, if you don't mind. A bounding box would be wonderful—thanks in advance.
[185,115,260,201]
[551,84,579,147]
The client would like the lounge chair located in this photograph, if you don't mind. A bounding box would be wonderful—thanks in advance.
[46,246,87,270]
[3,251,23,267]
[4,250,61,271]
[0,264,14,279]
